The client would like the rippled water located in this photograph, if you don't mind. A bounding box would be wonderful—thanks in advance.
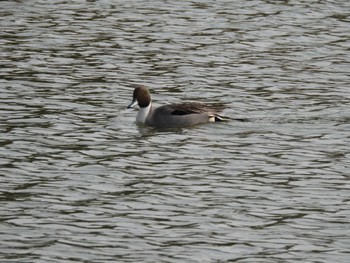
[1,0,349,262]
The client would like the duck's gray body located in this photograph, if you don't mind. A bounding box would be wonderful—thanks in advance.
[146,103,220,128]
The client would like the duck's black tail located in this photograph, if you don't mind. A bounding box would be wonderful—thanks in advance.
[215,115,248,122]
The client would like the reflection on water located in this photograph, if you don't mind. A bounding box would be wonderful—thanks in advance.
[1,0,349,262]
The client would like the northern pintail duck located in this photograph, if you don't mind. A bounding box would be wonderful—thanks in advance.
[127,85,226,128]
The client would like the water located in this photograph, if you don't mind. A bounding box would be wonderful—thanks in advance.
[1,0,349,262]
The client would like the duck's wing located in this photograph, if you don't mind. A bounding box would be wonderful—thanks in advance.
[165,102,224,116]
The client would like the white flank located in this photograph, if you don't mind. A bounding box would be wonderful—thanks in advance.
[209,116,216,122]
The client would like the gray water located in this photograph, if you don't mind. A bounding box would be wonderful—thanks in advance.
[1,0,349,262]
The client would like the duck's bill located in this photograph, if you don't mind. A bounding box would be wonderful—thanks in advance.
[127,100,138,109]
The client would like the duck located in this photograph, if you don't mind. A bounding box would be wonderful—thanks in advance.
[127,85,227,128]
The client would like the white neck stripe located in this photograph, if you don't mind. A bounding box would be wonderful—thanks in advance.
[136,102,151,124]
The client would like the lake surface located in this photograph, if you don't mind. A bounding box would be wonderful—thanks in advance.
[1,0,349,262]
